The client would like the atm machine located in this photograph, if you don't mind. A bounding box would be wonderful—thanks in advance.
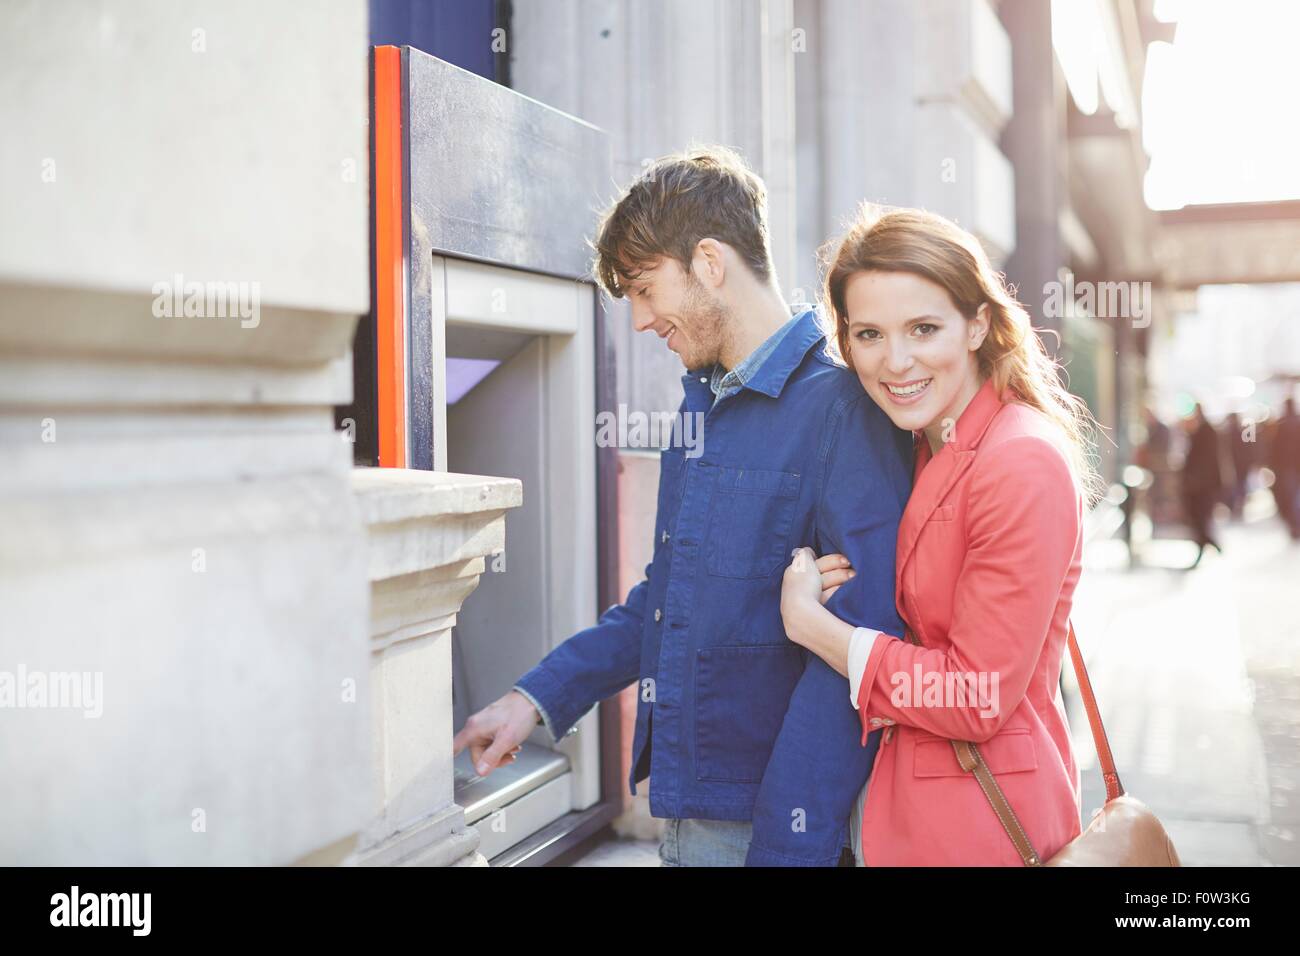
[367,46,621,865]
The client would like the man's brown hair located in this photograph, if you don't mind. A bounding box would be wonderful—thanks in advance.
[592,145,773,298]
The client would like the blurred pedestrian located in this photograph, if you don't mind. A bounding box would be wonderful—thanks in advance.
[1181,404,1224,566]
[1222,411,1254,519]
[1139,406,1172,469]
[1269,396,1300,539]
[1138,405,1176,527]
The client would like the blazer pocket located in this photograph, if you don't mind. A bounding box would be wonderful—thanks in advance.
[912,727,1038,777]
[704,466,801,579]
[694,644,803,782]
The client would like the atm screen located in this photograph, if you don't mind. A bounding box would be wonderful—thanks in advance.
[446,357,500,405]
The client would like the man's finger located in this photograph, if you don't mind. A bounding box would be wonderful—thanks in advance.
[453,721,491,757]
[477,735,515,776]
[451,726,472,755]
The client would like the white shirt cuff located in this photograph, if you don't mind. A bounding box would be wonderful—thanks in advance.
[848,627,880,707]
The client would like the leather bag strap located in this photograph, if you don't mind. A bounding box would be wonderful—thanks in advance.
[1064,621,1125,803]
[902,622,1123,866]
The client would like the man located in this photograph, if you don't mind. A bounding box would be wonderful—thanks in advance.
[452,146,912,866]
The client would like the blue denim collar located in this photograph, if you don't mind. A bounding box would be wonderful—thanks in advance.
[705,307,823,402]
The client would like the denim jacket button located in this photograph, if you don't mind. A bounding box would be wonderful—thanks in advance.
[662,530,670,543]
[654,608,662,622]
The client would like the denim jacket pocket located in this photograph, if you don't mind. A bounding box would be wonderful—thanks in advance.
[704,466,801,579]
[694,644,804,782]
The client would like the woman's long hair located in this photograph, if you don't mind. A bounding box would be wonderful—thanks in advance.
[821,203,1104,504]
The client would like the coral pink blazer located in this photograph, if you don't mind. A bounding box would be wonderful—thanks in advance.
[854,378,1084,866]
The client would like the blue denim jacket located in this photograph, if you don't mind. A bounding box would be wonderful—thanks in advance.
[513,307,912,866]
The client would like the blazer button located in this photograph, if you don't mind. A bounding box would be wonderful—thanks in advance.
[869,717,883,727]
[654,608,662,622]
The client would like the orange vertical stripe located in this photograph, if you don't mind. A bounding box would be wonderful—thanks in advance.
[373,45,406,468]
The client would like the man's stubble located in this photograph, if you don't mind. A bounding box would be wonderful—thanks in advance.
[678,273,734,372]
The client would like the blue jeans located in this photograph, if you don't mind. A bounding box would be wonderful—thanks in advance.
[658,818,753,867]
[658,818,857,867]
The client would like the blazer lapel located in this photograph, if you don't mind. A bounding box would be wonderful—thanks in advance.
[893,379,1008,607]
[894,442,976,592]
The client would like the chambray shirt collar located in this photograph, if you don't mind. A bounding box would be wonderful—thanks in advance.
[707,322,785,402]
[705,307,822,402]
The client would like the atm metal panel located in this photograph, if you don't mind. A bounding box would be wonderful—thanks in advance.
[402,45,612,472]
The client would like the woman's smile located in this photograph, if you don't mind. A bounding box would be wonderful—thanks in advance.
[881,377,933,405]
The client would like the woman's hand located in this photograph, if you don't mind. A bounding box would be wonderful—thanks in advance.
[783,547,855,605]
[781,547,854,646]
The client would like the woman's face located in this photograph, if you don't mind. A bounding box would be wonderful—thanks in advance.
[843,270,988,439]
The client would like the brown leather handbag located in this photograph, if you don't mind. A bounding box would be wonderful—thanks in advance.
[905,622,1182,866]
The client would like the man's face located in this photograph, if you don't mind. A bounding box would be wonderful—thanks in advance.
[623,256,730,371]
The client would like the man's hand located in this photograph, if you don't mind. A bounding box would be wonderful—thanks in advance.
[453,690,538,777]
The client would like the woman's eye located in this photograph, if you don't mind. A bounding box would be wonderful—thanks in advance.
[914,323,936,336]
[855,329,880,341]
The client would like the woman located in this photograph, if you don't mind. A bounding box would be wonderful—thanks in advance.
[780,205,1102,866]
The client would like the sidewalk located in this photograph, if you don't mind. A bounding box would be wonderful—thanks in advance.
[1070,500,1299,866]
[563,499,1300,867]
